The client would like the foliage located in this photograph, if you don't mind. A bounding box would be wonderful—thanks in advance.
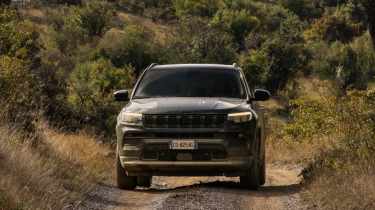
[0,8,41,133]
[167,16,236,63]
[238,50,268,88]
[285,90,375,155]
[40,0,82,5]
[304,5,365,43]
[47,1,113,53]
[284,98,336,139]
[211,9,259,49]
[67,59,134,134]
[308,33,375,89]
[239,13,309,92]
[79,1,114,37]
[173,0,223,18]
[97,25,159,73]
[278,0,323,20]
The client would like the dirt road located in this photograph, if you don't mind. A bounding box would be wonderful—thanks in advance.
[84,164,305,210]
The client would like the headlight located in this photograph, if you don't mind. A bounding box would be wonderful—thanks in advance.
[227,112,253,123]
[119,112,143,126]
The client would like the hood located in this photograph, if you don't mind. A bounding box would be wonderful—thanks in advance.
[123,97,250,114]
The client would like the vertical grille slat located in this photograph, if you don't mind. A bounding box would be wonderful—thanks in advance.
[143,114,227,128]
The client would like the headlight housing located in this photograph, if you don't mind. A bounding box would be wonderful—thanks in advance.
[227,112,253,123]
[119,112,143,126]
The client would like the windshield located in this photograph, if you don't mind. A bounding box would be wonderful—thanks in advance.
[133,68,246,99]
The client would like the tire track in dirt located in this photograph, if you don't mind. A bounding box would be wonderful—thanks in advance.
[84,164,304,210]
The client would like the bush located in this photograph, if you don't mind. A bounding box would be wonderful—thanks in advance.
[304,5,365,43]
[240,13,309,93]
[67,59,134,135]
[285,90,375,153]
[211,9,259,49]
[0,56,40,133]
[174,0,223,18]
[167,16,236,63]
[238,50,268,88]
[0,8,42,133]
[278,0,323,20]
[47,1,113,53]
[97,25,159,74]
[295,90,375,210]
[79,1,114,37]
[308,32,375,89]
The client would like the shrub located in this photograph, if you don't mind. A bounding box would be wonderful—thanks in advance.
[308,32,375,89]
[278,0,323,20]
[258,13,309,92]
[79,0,114,37]
[173,0,223,18]
[167,16,237,63]
[238,50,268,88]
[285,90,375,154]
[67,59,134,135]
[304,5,365,43]
[284,98,337,139]
[0,8,42,133]
[97,25,159,74]
[211,9,259,49]
[0,56,40,133]
[47,1,113,53]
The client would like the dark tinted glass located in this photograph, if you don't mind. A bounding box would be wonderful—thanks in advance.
[134,68,246,98]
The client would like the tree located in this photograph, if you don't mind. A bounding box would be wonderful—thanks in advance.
[167,16,236,63]
[67,59,134,134]
[361,0,375,49]
[97,25,159,75]
[211,9,259,50]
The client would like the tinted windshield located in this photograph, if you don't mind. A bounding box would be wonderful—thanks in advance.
[133,68,246,99]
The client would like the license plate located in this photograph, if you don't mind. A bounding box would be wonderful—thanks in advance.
[169,140,197,150]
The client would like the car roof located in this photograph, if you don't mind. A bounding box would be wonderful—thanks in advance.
[151,64,238,71]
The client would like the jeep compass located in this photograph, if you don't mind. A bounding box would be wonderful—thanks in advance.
[114,64,270,190]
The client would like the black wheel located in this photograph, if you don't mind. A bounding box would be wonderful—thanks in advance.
[259,151,266,185]
[137,176,152,188]
[240,132,261,190]
[240,160,260,190]
[259,138,266,185]
[116,156,137,190]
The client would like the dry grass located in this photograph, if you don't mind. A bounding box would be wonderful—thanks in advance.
[0,124,113,210]
[43,127,114,182]
[303,160,375,210]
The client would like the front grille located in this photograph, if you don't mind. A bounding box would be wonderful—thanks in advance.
[143,114,227,128]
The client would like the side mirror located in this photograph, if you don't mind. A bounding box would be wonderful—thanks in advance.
[114,90,129,102]
[254,89,271,101]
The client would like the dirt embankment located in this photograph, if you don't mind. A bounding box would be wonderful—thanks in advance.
[84,164,305,210]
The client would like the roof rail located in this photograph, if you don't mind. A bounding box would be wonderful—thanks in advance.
[232,63,239,69]
[147,63,158,70]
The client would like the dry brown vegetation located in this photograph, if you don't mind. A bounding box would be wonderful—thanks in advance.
[0,125,113,210]
[265,78,375,210]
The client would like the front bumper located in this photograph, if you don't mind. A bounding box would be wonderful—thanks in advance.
[116,123,256,176]
[120,158,253,176]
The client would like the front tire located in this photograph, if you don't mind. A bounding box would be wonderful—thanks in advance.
[259,148,266,185]
[240,160,260,190]
[137,176,152,188]
[116,156,137,190]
